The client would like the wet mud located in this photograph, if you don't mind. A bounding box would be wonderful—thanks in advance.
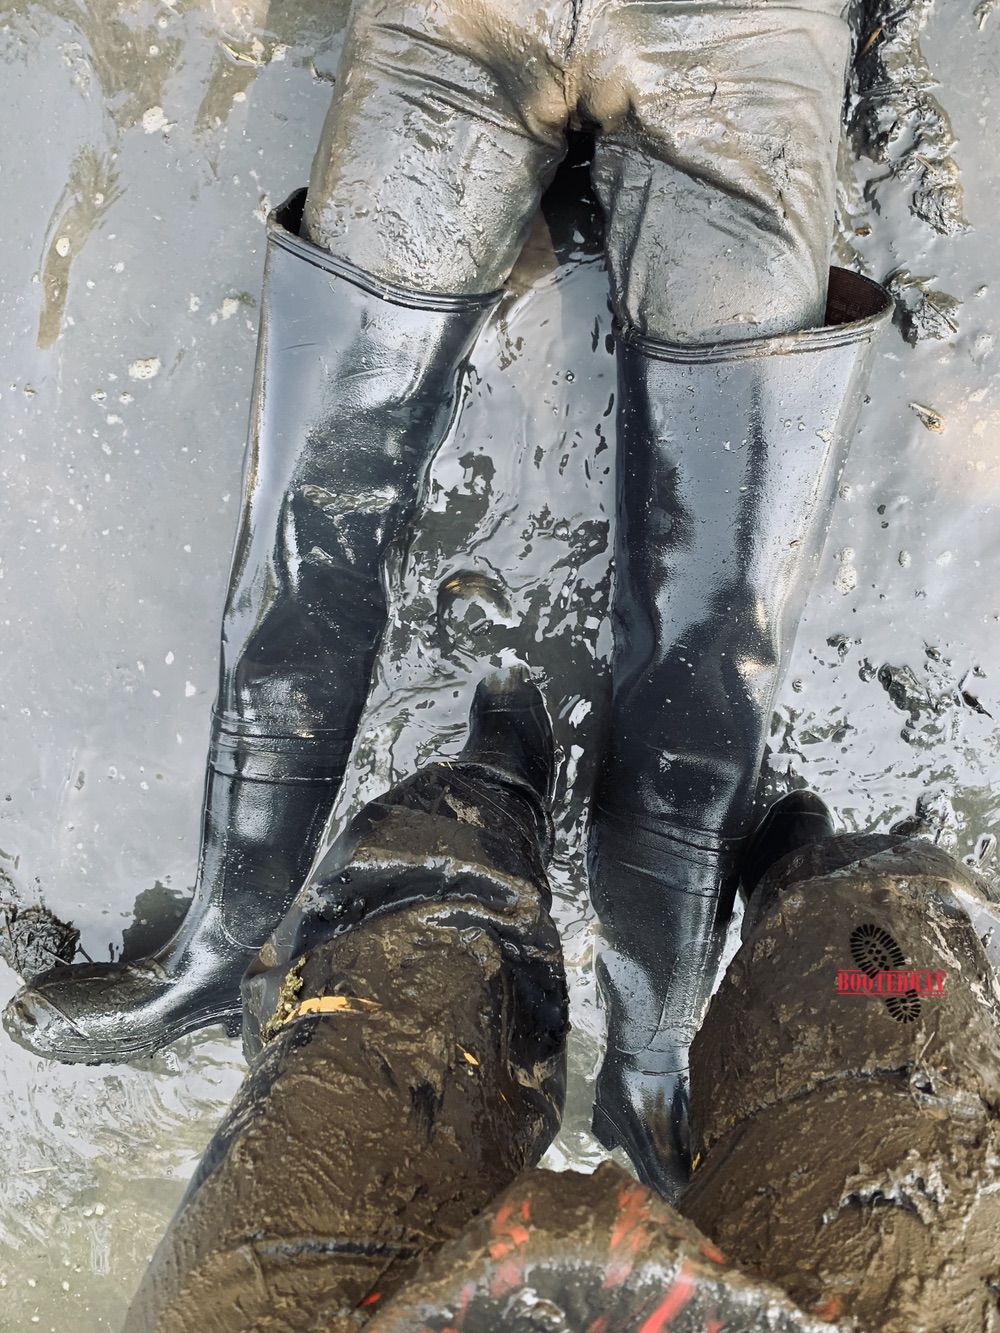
[0,0,999,1327]
[849,0,967,238]
[684,836,1000,1331]
[0,898,79,977]
[368,1164,834,1333]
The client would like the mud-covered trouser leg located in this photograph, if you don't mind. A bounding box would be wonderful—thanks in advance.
[302,0,571,294]
[303,0,855,347]
[682,834,1000,1332]
[366,1163,832,1333]
[124,745,567,1332]
[586,0,854,344]
[587,272,892,1196]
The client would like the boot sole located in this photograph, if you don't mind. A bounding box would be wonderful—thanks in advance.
[34,1006,244,1066]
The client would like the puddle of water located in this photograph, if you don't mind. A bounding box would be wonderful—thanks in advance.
[1,2,998,1327]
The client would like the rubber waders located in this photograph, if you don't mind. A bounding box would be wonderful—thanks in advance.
[589,270,893,1195]
[4,192,499,1063]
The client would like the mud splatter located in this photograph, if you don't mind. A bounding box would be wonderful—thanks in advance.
[193,46,264,137]
[127,356,162,381]
[34,0,181,132]
[908,400,945,432]
[884,269,961,345]
[849,0,968,237]
[877,662,935,721]
[37,148,121,349]
[436,569,518,656]
[890,788,962,847]
[0,900,80,978]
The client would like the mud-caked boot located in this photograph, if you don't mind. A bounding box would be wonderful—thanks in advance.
[3,191,499,1064]
[126,673,567,1332]
[683,833,1000,1331]
[589,270,892,1196]
[241,669,557,1052]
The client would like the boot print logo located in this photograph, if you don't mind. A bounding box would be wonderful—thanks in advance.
[834,923,946,1021]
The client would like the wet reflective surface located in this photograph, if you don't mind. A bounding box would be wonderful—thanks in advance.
[2,192,502,1064]
[1,1,999,1326]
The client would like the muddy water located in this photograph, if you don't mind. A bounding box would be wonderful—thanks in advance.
[0,1,998,1328]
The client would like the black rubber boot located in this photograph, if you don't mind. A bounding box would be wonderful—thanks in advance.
[459,671,555,816]
[589,270,892,1196]
[739,790,836,925]
[3,191,499,1064]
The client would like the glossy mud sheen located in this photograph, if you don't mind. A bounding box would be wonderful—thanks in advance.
[0,1,998,1327]
[683,835,1000,1330]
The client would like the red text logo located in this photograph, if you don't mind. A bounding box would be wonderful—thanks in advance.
[835,969,946,997]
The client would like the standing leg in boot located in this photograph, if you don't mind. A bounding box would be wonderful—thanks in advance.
[583,0,893,1192]
[1,197,501,1063]
[683,793,1000,1331]
[3,2,573,1063]
[124,673,568,1332]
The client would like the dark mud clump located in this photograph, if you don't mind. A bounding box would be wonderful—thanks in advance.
[849,0,968,237]
[876,662,934,720]
[890,789,959,842]
[0,900,79,978]
[884,268,961,345]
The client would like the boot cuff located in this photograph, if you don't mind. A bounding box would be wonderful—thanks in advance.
[267,189,504,313]
[621,268,892,363]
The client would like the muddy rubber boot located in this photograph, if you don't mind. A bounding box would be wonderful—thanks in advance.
[683,835,1000,1330]
[589,270,892,1196]
[125,674,567,1332]
[240,670,557,1052]
[3,190,499,1064]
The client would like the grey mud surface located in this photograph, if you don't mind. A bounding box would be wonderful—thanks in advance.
[0,2,998,1328]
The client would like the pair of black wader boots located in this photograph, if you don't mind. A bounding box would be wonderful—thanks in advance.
[4,192,891,1204]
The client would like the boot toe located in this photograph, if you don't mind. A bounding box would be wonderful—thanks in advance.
[3,984,97,1061]
[593,1058,692,1201]
[2,963,171,1062]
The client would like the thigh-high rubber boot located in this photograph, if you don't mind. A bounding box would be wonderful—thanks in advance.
[124,674,567,1332]
[3,191,499,1064]
[589,270,892,1196]
[682,832,1000,1331]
